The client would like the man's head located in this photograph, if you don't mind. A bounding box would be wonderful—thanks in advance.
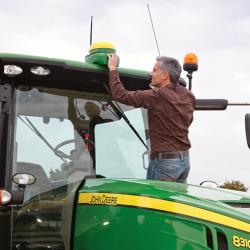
[150,56,182,87]
[84,102,101,119]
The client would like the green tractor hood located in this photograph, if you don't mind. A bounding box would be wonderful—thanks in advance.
[74,179,250,250]
[78,179,250,229]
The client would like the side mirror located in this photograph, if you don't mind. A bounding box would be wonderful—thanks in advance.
[200,180,218,188]
[12,173,36,188]
[245,114,250,149]
[11,173,36,205]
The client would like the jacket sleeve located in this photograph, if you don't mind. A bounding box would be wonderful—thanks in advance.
[109,70,157,109]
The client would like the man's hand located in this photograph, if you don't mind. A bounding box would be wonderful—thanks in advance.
[108,53,119,71]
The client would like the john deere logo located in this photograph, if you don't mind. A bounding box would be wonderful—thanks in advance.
[89,194,118,205]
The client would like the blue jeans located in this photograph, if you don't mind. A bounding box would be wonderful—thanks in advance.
[146,155,190,183]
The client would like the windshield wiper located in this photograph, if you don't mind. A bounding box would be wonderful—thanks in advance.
[18,116,67,163]
[110,101,148,150]
[102,83,148,150]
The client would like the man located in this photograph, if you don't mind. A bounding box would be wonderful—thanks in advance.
[108,54,195,183]
[68,99,112,166]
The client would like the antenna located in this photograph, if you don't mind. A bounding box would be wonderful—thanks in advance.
[147,4,161,56]
[90,16,93,46]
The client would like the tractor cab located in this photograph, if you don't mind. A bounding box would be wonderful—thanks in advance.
[0,43,151,249]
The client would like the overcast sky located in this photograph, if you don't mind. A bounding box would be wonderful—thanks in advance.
[1,0,250,190]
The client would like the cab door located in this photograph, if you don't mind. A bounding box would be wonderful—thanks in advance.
[10,85,99,250]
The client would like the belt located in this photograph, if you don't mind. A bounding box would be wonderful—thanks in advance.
[150,150,189,160]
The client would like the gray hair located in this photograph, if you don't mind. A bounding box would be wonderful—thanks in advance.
[156,56,182,83]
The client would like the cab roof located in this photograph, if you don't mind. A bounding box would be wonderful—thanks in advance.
[0,53,150,92]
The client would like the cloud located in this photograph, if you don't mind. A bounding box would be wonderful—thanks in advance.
[1,0,250,188]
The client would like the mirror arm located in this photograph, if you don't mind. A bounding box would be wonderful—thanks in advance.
[11,190,24,205]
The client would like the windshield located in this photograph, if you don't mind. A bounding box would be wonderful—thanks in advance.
[14,87,148,180]
[12,86,149,249]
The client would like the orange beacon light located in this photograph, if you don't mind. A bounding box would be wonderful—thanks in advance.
[183,53,198,90]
